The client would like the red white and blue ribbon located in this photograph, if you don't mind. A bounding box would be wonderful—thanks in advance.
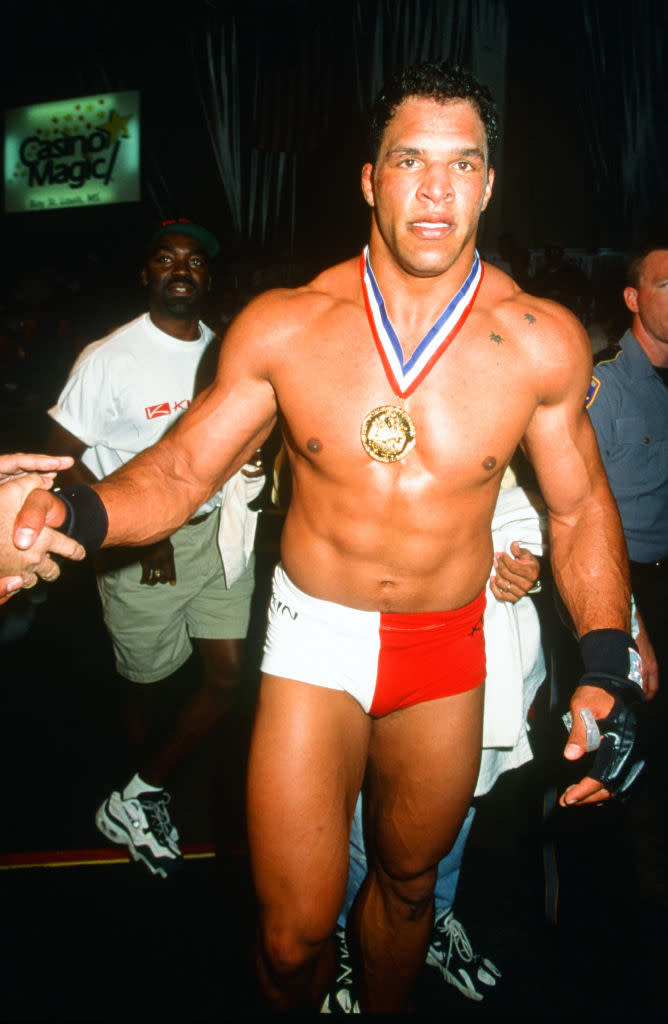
[360,246,483,398]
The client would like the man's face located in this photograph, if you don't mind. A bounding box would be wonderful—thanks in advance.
[361,97,494,278]
[141,232,211,317]
[625,249,668,349]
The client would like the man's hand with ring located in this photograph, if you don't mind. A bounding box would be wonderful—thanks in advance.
[139,538,176,586]
[490,542,541,604]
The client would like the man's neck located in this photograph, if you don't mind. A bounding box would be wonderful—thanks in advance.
[147,310,202,341]
[366,238,478,353]
[632,318,668,369]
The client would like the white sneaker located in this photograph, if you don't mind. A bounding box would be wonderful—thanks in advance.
[426,911,501,1001]
[95,788,183,879]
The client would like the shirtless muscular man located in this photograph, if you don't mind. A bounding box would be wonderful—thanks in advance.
[10,64,643,1013]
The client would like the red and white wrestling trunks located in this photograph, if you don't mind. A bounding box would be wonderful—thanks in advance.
[261,564,486,717]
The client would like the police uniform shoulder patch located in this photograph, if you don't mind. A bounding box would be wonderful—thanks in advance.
[585,375,601,410]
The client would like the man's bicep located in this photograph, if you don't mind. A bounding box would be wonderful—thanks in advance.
[523,399,606,519]
[169,371,278,494]
[159,304,281,496]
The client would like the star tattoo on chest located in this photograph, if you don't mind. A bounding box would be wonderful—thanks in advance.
[524,312,536,324]
[490,331,503,345]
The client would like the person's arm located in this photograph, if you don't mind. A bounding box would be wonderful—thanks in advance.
[45,421,96,486]
[522,308,637,805]
[13,293,282,555]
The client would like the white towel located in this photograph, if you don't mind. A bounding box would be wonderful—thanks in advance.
[216,468,265,586]
[476,486,548,792]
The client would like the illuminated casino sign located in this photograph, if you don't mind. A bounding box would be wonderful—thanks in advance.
[4,90,140,213]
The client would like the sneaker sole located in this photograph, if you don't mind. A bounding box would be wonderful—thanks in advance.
[95,801,180,879]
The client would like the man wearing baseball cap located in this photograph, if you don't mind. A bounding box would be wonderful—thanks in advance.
[45,219,263,878]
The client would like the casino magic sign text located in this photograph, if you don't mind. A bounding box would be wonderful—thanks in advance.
[4,90,140,213]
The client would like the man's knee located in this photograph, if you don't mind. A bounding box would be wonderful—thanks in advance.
[375,860,439,919]
[259,913,331,979]
[197,637,244,690]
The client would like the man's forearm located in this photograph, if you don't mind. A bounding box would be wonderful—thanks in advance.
[91,441,217,547]
[549,495,631,636]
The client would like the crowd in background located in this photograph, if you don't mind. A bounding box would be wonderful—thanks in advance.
[0,240,630,459]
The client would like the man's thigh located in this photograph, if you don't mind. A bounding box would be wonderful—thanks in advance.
[247,675,371,940]
[365,685,484,881]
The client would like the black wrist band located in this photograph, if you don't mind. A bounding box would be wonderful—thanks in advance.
[53,484,109,552]
[579,628,642,692]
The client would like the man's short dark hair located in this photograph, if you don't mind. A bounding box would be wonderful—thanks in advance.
[626,244,668,288]
[366,62,499,168]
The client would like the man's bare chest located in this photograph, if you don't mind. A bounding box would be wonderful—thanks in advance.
[273,313,538,483]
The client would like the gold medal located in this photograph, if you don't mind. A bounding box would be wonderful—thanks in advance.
[361,405,416,463]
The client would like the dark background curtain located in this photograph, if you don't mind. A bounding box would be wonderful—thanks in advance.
[1,0,666,308]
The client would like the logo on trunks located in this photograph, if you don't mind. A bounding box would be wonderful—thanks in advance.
[270,596,298,620]
[467,618,483,637]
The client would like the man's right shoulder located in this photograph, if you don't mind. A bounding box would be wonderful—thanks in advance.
[230,258,360,342]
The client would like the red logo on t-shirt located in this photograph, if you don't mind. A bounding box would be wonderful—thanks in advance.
[145,399,192,419]
[145,402,171,419]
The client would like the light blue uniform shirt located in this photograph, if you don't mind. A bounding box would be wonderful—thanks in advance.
[587,329,668,563]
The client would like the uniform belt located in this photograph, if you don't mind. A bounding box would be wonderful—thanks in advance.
[186,510,214,527]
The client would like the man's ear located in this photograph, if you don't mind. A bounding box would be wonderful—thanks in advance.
[481,167,495,212]
[623,286,639,314]
[361,163,375,208]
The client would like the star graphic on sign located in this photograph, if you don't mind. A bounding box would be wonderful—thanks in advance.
[98,109,132,145]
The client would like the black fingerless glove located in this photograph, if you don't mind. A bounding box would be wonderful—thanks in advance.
[579,629,645,798]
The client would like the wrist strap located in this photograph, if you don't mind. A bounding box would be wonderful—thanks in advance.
[53,484,109,552]
[579,628,642,690]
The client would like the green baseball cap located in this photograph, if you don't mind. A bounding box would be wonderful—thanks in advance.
[149,217,220,259]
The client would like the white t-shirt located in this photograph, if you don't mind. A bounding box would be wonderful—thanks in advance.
[49,312,215,483]
[50,312,264,582]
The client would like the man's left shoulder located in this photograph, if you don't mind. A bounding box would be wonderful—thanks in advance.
[488,276,590,361]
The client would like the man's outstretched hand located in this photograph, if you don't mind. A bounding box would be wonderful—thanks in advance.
[0,464,83,604]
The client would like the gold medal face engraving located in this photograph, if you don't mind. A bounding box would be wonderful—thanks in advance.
[361,406,416,463]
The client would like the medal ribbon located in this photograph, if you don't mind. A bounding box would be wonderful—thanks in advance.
[360,246,483,397]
